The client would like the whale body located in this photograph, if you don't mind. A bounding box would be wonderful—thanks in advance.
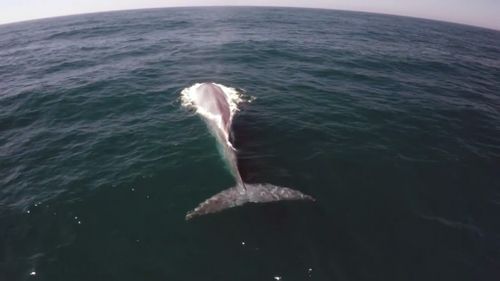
[182,82,314,220]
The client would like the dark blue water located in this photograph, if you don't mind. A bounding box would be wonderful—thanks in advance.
[1,7,500,281]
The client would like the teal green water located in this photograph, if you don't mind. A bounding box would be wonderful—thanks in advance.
[1,7,500,281]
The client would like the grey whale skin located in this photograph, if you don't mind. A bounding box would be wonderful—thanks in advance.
[185,83,315,220]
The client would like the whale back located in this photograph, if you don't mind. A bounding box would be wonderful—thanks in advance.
[195,83,232,133]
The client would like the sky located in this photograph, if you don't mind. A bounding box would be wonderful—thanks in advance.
[1,0,499,30]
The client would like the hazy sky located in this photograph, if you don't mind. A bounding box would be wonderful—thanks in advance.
[1,0,499,30]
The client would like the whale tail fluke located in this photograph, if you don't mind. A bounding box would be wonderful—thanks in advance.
[185,183,315,220]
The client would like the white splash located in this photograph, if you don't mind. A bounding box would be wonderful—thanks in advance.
[181,82,254,152]
[180,82,252,119]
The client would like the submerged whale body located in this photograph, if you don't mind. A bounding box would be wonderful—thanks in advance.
[181,82,314,220]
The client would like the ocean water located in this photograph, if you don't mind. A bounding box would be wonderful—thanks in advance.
[1,7,500,281]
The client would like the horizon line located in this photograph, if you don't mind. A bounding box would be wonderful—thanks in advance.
[1,5,499,32]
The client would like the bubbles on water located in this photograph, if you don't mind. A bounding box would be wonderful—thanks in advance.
[73,216,82,224]
[30,271,36,276]
[273,276,282,280]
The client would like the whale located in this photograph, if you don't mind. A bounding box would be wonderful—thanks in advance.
[182,82,315,220]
